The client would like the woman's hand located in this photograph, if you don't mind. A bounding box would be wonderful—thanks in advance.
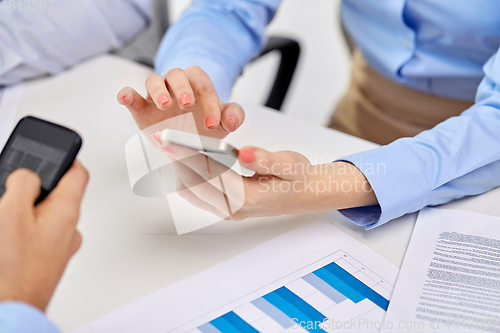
[165,144,378,220]
[117,66,245,139]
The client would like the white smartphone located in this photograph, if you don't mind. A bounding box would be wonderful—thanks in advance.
[160,129,239,157]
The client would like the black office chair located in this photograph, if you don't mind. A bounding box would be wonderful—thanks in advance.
[117,0,300,111]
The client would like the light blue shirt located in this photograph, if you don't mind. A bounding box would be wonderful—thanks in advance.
[0,302,60,332]
[156,0,500,229]
[0,0,152,84]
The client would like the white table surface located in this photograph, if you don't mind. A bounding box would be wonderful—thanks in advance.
[11,55,500,332]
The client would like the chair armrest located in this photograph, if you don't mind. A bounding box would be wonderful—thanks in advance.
[256,36,301,111]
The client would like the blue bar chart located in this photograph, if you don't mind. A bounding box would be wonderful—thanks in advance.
[75,221,399,333]
[196,251,392,333]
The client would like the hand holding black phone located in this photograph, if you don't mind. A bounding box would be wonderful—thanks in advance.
[0,116,82,203]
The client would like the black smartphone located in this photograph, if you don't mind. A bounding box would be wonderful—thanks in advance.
[0,116,82,203]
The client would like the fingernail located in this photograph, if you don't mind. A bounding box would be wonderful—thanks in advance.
[229,116,238,129]
[161,144,175,154]
[159,95,169,106]
[152,132,162,146]
[120,94,129,104]
[180,94,191,106]
[205,116,216,128]
[239,149,255,163]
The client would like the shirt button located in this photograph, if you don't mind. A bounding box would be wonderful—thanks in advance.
[403,39,410,49]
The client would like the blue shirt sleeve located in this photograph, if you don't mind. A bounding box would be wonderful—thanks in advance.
[0,301,60,333]
[338,49,500,229]
[0,0,153,85]
[154,0,281,101]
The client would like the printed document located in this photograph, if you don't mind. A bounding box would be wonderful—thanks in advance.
[382,208,500,333]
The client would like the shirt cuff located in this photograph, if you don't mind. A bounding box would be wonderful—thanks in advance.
[155,57,233,102]
[0,301,60,333]
[336,139,430,229]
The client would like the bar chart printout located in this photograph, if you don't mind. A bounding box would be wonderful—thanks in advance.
[195,250,393,333]
[72,220,399,333]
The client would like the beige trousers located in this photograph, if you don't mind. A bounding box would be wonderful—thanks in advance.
[328,51,474,145]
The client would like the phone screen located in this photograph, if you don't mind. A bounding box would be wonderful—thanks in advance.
[0,117,81,199]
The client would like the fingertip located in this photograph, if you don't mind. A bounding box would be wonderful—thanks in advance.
[117,89,149,115]
[151,132,162,146]
[229,116,238,130]
[75,161,90,184]
[120,93,134,106]
[239,147,256,164]
[3,168,42,204]
[117,92,125,104]
[72,159,83,169]
[158,95,168,105]
[221,103,244,132]
[221,115,238,133]
[179,94,194,109]
[157,95,171,110]
[7,168,41,187]
[72,231,83,254]
[205,115,218,129]
[117,87,133,105]
[47,161,89,205]
[160,144,175,155]
[62,160,90,187]
[71,160,88,177]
